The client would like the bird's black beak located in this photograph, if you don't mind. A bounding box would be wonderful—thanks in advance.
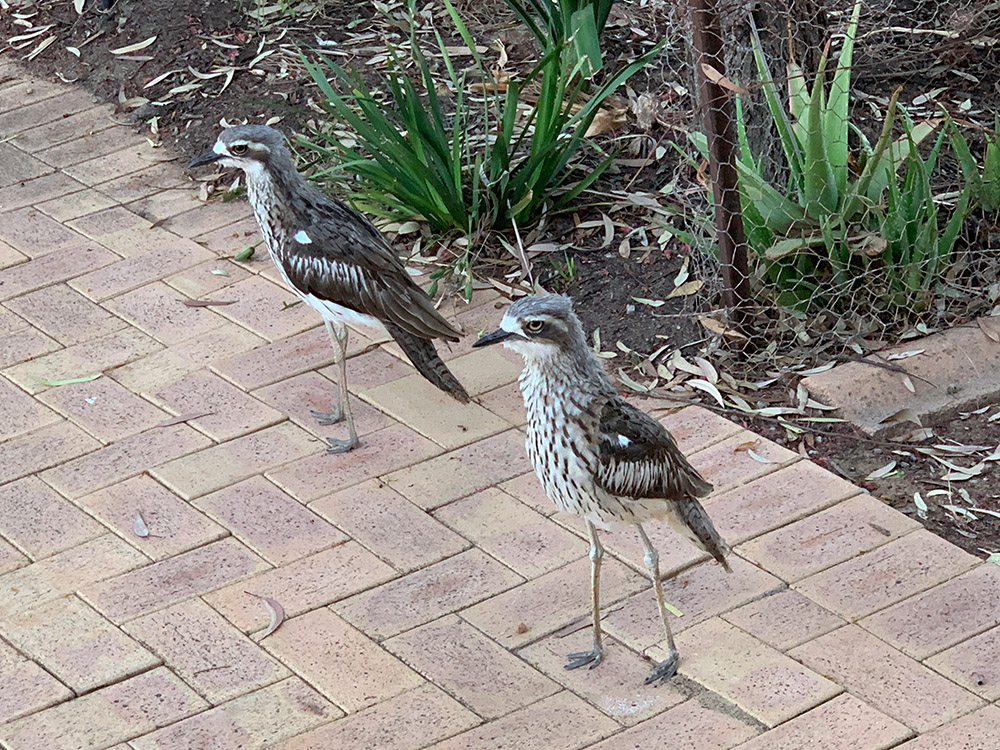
[189,150,222,168]
[473,328,513,348]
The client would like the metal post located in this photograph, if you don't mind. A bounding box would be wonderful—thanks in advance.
[690,0,752,330]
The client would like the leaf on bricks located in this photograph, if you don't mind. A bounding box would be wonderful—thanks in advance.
[182,298,237,307]
[37,373,102,386]
[133,511,150,538]
[246,592,285,639]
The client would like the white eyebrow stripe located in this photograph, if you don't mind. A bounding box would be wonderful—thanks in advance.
[294,230,312,244]
[213,141,227,155]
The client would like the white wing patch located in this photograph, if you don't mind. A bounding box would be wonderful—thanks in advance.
[617,434,631,447]
[293,229,312,244]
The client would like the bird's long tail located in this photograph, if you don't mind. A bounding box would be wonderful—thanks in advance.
[678,495,731,572]
[386,323,470,403]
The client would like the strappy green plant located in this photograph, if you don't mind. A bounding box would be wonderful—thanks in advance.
[301,0,657,238]
[502,0,615,76]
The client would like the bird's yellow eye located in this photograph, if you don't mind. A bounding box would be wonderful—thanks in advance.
[525,320,544,334]
[230,143,248,155]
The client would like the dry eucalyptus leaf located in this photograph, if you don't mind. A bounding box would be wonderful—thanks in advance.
[700,63,748,94]
[600,214,614,248]
[746,448,773,464]
[885,349,925,360]
[879,408,922,427]
[182,298,237,307]
[666,279,704,299]
[900,427,935,442]
[110,36,157,55]
[632,297,666,308]
[693,356,718,385]
[246,592,285,639]
[902,374,915,393]
[617,368,651,393]
[697,315,746,339]
[673,255,690,286]
[978,317,1000,343]
[866,460,898,480]
[804,399,838,411]
[687,378,725,408]
[795,381,809,410]
[585,107,626,137]
[133,511,150,538]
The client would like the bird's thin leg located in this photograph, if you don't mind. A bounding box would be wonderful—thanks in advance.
[636,523,679,684]
[566,521,605,671]
[325,323,359,454]
[310,321,346,426]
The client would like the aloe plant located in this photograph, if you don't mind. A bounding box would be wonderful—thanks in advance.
[686,0,976,312]
[948,115,1000,214]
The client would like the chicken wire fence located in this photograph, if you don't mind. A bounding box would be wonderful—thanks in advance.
[665,0,1000,364]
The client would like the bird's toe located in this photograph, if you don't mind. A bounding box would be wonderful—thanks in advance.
[644,649,679,685]
[310,409,344,426]
[325,436,359,454]
[565,648,604,671]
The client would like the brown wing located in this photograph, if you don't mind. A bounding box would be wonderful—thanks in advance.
[284,222,460,342]
[595,398,728,568]
[594,398,713,500]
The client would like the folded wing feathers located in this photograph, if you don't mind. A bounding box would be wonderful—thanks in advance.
[595,399,714,500]
[286,236,459,342]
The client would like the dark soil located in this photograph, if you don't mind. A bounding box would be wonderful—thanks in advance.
[725,405,1000,559]
[558,248,704,355]
[0,0,375,155]
[816,414,1000,559]
[3,0,1000,557]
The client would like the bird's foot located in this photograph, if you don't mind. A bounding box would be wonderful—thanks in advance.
[565,647,604,671]
[310,409,344,426]
[644,648,679,685]
[325,436,359,454]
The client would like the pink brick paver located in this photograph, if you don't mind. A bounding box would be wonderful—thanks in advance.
[586,698,760,750]
[790,625,984,731]
[263,607,424,712]
[669,618,841,728]
[517,630,686,726]
[2,65,998,748]
[281,683,479,750]
[2,595,159,693]
[387,615,561,720]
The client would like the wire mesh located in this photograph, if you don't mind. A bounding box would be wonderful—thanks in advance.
[669,0,1000,366]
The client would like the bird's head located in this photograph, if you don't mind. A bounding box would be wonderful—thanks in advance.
[473,294,587,362]
[189,125,290,176]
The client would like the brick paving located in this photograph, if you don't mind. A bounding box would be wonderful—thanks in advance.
[1,63,998,750]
